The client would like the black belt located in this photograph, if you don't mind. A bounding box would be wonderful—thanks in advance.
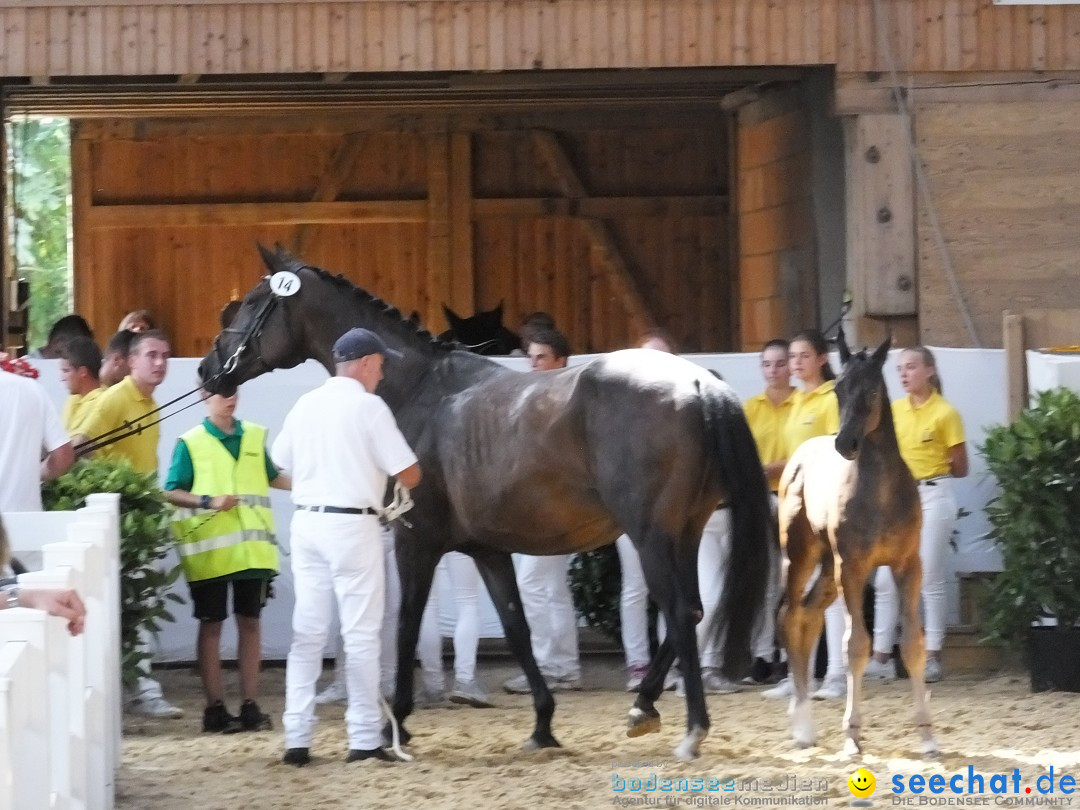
[298,505,377,515]
[917,477,947,487]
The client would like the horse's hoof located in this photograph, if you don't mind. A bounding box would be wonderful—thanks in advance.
[382,721,412,747]
[626,707,661,738]
[673,726,707,762]
[522,732,561,751]
[921,738,942,759]
[842,737,862,759]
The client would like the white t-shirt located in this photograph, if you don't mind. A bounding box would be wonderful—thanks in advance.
[271,376,418,511]
[0,372,71,512]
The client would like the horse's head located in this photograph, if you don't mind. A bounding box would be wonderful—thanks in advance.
[833,326,892,461]
[440,302,521,355]
[199,244,328,395]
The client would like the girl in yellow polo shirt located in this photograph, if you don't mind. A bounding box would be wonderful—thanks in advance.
[867,347,967,684]
[764,329,848,700]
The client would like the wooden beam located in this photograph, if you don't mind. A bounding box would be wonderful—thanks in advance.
[472,195,726,219]
[426,131,452,329]
[71,124,97,339]
[530,130,656,330]
[1003,311,1026,422]
[86,200,427,229]
[835,71,1080,114]
[448,131,474,315]
[291,132,367,254]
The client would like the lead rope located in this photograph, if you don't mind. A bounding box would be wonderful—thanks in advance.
[377,694,414,762]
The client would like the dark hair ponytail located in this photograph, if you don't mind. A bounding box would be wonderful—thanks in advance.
[907,346,942,394]
[791,329,836,381]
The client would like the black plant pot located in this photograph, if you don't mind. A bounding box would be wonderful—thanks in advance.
[1028,626,1080,693]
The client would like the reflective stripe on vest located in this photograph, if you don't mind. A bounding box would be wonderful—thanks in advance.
[170,421,278,582]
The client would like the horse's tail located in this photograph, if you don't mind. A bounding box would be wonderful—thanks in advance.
[704,390,776,680]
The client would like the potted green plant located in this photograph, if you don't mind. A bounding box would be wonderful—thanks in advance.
[43,458,182,687]
[980,387,1080,692]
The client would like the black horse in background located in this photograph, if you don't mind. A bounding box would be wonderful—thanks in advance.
[439,302,521,355]
[200,246,774,761]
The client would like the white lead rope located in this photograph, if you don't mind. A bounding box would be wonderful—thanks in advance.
[378,693,414,762]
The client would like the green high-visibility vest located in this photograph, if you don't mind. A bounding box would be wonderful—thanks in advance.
[171,421,278,582]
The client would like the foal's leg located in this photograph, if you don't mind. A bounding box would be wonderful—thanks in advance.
[894,555,940,757]
[472,550,559,750]
[839,560,873,757]
[783,525,830,748]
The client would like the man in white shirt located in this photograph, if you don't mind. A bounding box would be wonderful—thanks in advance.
[503,330,582,694]
[272,327,421,766]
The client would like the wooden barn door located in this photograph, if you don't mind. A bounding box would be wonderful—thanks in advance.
[734,90,818,351]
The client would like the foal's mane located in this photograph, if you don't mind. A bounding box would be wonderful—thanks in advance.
[273,251,459,355]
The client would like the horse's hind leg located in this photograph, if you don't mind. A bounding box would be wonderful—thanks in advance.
[782,520,830,748]
[472,550,559,750]
[627,638,675,738]
[894,555,939,757]
[839,560,873,758]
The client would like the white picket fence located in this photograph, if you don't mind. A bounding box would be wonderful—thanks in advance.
[0,493,122,810]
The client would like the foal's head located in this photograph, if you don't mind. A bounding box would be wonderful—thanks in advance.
[833,327,892,460]
[440,303,521,355]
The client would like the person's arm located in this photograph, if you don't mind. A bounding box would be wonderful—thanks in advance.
[0,584,86,636]
[948,443,969,479]
[163,438,237,511]
[42,442,75,481]
[394,462,421,490]
[270,474,292,491]
[164,489,238,511]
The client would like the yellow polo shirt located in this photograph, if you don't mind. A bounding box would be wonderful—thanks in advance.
[892,390,965,480]
[63,387,105,436]
[782,380,839,458]
[77,376,161,475]
[743,390,795,491]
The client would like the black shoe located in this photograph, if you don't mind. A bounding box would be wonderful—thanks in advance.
[202,701,236,733]
[282,748,311,767]
[238,699,272,732]
[346,747,397,763]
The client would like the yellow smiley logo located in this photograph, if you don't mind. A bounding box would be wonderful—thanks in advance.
[848,768,876,798]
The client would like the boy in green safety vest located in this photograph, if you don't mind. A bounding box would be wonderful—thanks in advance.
[165,389,291,733]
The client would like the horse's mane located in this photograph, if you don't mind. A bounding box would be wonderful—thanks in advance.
[274,251,459,354]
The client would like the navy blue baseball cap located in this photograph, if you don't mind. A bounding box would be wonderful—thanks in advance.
[332,327,403,362]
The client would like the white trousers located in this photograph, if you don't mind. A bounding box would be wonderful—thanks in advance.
[418,552,483,687]
[873,479,956,653]
[283,512,385,750]
[512,553,580,680]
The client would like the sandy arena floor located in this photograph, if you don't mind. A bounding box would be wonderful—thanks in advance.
[118,659,1080,810]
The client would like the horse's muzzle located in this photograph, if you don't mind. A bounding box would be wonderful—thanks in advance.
[835,436,859,461]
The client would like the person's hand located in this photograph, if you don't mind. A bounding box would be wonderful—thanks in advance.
[17,588,87,636]
[211,495,239,511]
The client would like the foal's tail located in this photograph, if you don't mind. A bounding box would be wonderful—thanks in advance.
[705,391,776,680]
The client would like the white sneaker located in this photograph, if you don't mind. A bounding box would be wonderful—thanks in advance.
[763,677,794,699]
[812,673,847,700]
[551,674,582,692]
[924,657,944,683]
[415,683,446,708]
[449,680,495,708]
[703,669,742,695]
[315,680,347,705]
[626,665,649,692]
[503,673,534,694]
[863,658,897,681]
[127,694,184,719]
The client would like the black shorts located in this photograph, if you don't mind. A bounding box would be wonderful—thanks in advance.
[189,578,269,623]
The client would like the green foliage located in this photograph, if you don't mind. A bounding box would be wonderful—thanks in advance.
[42,458,180,686]
[569,546,623,642]
[7,118,72,348]
[980,388,1080,646]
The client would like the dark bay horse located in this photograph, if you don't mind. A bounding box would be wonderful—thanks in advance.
[778,329,938,757]
[439,303,521,355]
[200,247,773,761]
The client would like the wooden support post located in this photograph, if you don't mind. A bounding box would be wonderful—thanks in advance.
[448,131,474,316]
[292,132,367,256]
[530,130,656,331]
[426,130,452,331]
[71,123,96,341]
[1003,311,1026,422]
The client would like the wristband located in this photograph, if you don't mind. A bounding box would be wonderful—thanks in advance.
[0,582,20,609]
[200,494,212,510]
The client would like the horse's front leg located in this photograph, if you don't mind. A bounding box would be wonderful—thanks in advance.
[385,534,440,747]
[472,549,560,750]
[893,554,939,758]
[839,562,872,758]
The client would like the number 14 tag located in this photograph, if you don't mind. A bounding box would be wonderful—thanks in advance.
[269,271,302,297]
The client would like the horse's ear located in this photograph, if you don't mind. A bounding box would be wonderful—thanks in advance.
[256,243,279,272]
[837,324,852,364]
[493,300,504,321]
[443,304,464,329]
[871,332,892,366]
